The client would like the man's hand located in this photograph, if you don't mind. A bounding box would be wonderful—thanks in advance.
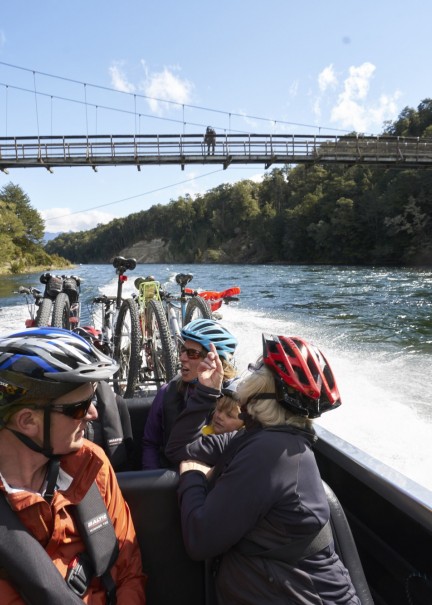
[197,342,223,391]
[180,459,213,477]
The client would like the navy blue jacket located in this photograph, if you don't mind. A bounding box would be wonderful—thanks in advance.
[166,383,360,605]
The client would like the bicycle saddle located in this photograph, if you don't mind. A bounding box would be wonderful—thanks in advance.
[175,273,193,287]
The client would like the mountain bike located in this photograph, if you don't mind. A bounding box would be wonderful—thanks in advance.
[15,285,53,327]
[90,256,138,388]
[49,274,82,330]
[116,276,177,397]
[151,272,240,372]
[156,273,213,350]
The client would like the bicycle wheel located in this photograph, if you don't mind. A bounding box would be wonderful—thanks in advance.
[52,293,71,329]
[144,299,177,387]
[34,298,53,327]
[113,298,141,398]
[184,296,212,324]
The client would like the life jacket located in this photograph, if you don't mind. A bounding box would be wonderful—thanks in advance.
[0,481,118,604]
[85,382,134,471]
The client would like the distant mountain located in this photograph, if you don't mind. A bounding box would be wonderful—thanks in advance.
[43,232,64,243]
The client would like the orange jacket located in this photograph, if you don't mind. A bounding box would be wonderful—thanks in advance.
[0,440,146,604]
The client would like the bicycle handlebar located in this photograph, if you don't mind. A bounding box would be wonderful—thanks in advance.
[16,286,43,297]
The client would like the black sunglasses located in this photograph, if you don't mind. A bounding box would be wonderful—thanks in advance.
[178,344,206,360]
[50,394,97,419]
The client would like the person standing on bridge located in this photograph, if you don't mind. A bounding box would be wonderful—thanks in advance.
[204,126,216,155]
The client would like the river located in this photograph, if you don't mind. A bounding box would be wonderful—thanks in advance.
[0,263,431,491]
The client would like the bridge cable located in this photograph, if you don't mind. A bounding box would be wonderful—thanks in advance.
[0,61,356,135]
[43,168,225,223]
[32,71,40,138]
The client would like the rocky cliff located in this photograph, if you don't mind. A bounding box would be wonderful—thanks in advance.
[119,235,270,264]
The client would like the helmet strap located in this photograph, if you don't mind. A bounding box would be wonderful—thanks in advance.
[44,457,60,504]
[5,406,54,458]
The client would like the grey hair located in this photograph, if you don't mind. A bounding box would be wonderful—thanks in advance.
[238,363,313,430]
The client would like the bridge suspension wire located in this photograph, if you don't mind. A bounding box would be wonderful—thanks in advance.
[4,85,7,137]
[32,71,40,138]
[83,83,89,137]
[0,60,357,136]
[43,168,225,223]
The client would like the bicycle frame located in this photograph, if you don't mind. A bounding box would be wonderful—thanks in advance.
[91,256,136,356]
[159,273,194,345]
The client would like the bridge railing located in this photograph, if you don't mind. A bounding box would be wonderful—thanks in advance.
[0,133,431,168]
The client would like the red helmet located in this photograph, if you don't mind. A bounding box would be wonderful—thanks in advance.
[262,333,341,418]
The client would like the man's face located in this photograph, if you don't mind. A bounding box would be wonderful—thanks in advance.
[47,383,97,455]
[179,339,206,382]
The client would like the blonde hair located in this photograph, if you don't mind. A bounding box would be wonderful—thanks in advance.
[216,395,241,415]
[238,363,312,430]
[221,358,237,380]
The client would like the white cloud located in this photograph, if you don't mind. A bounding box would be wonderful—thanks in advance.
[109,62,136,93]
[289,80,299,97]
[318,65,338,92]
[42,208,115,233]
[330,62,400,132]
[140,65,193,115]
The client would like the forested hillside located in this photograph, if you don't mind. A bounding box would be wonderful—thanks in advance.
[0,184,71,274]
[45,100,432,267]
[21,99,432,267]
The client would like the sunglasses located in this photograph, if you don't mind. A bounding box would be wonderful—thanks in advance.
[178,344,206,360]
[50,394,97,419]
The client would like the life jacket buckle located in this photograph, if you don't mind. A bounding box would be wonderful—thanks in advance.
[66,552,94,597]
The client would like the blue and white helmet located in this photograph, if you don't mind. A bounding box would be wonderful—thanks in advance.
[0,327,118,402]
[181,319,238,361]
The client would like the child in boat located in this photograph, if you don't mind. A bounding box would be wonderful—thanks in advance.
[202,378,243,435]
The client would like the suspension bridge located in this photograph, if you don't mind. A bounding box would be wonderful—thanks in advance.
[1,132,432,173]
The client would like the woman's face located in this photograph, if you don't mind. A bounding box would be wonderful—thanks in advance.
[179,339,206,383]
[211,398,243,434]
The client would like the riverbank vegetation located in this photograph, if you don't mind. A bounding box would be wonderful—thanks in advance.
[0,183,71,275]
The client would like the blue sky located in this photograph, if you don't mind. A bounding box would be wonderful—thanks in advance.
[0,0,430,233]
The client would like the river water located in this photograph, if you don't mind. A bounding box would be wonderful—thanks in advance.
[1,263,431,490]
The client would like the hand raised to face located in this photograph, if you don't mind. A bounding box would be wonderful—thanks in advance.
[197,342,224,392]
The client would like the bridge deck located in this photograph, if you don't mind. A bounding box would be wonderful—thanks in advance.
[1,133,431,171]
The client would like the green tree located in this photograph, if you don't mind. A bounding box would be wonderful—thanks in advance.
[0,183,45,244]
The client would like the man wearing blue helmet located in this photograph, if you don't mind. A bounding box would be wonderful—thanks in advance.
[0,328,146,604]
[142,318,238,470]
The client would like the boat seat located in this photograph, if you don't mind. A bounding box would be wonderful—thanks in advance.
[124,396,153,470]
[323,481,374,605]
[117,469,205,605]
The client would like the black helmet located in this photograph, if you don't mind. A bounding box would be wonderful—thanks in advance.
[0,327,118,403]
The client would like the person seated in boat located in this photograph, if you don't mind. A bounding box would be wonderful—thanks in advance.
[201,377,243,435]
[141,318,238,470]
[204,126,216,155]
[0,327,146,605]
[168,334,360,605]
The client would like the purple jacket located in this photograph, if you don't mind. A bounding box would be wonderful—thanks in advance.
[141,378,197,470]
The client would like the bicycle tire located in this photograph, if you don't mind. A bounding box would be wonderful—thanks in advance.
[52,293,71,329]
[184,296,212,324]
[34,298,53,327]
[145,299,177,387]
[113,298,141,398]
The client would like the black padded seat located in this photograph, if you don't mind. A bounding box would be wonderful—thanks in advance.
[117,469,205,605]
[323,481,374,604]
[124,396,153,470]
